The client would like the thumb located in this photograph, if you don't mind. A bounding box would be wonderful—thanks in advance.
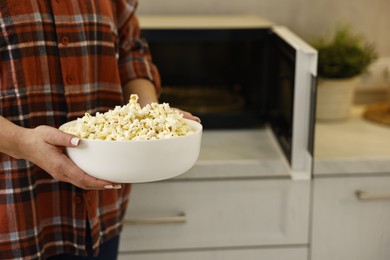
[39,126,80,147]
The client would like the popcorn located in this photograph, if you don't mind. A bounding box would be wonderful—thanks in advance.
[60,94,193,141]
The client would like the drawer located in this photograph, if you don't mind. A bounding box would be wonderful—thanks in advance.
[311,176,390,260]
[119,179,310,252]
[119,247,307,260]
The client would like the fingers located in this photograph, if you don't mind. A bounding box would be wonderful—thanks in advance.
[173,108,201,123]
[37,125,80,147]
[47,154,121,190]
[30,125,121,190]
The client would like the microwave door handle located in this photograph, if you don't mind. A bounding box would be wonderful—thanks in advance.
[308,75,318,157]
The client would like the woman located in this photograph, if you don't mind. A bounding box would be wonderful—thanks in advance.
[0,1,198,259]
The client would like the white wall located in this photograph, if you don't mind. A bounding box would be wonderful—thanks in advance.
[137,0,390,56]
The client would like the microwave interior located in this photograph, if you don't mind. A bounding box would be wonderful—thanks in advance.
[142,28,295,142]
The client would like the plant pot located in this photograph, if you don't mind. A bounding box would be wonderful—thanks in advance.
[316,77,360,121]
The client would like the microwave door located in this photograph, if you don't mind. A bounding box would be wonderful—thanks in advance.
[267,25,318,180]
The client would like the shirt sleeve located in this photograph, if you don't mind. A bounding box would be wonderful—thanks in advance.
[115,0,161,95]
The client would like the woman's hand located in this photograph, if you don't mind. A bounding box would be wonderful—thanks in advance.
[174,108,201,123]
[16,125,121,190]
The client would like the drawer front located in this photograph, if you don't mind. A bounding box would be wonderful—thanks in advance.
[120,179,310,252]
[119,247,307,260]
[311,176,390,260]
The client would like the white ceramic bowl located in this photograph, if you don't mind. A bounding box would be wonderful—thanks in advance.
[60,119,202,183]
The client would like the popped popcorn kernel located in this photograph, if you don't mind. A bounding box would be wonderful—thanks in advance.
[60,94,193,141]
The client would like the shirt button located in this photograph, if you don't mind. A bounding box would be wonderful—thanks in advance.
[61,36,69,46]
[74,195,82,204]
[66,75,74,84]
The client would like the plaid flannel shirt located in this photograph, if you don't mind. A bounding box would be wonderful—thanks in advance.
[0,0,160,259]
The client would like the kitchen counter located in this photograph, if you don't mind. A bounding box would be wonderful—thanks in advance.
[175,105,390,181]
[314,106,390,176]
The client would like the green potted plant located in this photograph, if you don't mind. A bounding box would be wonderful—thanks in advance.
[312,25,377,120]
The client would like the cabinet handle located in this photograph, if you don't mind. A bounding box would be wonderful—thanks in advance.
[122,213,187,225]
[356,190,390,201]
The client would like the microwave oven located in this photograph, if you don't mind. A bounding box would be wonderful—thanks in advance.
[139,16,318,179]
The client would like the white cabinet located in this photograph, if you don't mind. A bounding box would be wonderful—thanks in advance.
[311,176,390,260]
[119,179,310,258]
[116,128,312,258]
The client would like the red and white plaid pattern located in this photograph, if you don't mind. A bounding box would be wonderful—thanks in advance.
[0,0,160,259]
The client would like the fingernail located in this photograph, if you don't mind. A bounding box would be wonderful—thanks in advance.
[194,117,201,123]
[113,185,122,189]
[104,185,114,189]
[71,137,80,146]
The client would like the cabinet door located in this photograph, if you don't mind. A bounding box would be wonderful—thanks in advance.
[311,176,390,260]
[119,247,307,260]
[120,179,310,252]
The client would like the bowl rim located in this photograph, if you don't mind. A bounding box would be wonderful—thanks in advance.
[60,118,202,143]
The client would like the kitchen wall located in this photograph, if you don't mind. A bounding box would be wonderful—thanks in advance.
[138,0,390,57]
